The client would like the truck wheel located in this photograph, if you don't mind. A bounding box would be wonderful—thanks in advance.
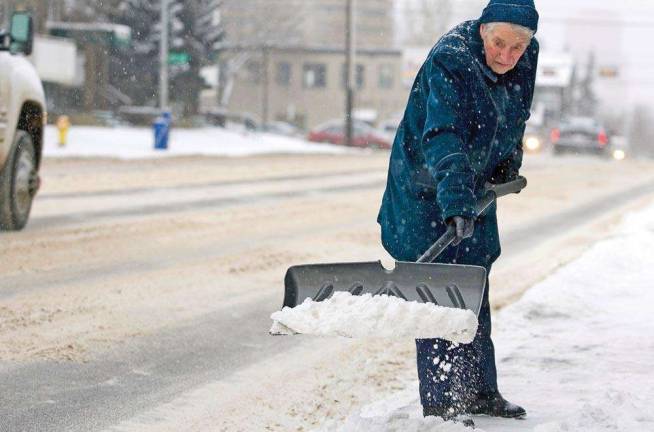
[0,131,38,231]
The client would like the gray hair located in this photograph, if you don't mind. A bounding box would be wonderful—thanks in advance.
[481,22,534,40]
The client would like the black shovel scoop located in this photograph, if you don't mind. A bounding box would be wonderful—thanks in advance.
[281,177,527,317]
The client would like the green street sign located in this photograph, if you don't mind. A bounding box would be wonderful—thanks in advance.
[168,51,190,65]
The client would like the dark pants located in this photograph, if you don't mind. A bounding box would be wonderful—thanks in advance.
[416,264,498,413]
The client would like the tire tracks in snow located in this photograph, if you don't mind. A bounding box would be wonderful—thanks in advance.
[37,168,388,201]
[28,175,387,229]
[4,175,654,431]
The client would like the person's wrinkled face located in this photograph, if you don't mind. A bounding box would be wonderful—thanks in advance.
[480,23,531,75]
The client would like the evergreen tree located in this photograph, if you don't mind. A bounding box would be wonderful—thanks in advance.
[169,0,224,115]
[81,0,162,107]
[88,0,224,114]
[576,51,598,117]
[401,0,453,46]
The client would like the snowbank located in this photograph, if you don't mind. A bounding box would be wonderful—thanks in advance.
[317,201,654,431]
[43,126,355,159]
[270,292,479,344]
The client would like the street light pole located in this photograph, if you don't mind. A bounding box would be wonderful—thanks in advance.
[262,44,270,125]
[160,0,169,111]
[345,0,356,146]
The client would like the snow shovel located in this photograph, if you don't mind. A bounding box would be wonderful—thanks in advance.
[281,177,527,317]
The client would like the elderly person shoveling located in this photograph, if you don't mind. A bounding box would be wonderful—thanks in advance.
[377,0,540,427]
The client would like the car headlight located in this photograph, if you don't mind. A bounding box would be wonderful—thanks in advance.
[612,149,626,160]
[525,136,541,151]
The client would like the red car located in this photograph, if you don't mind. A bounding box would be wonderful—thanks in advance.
[307,121,392,149]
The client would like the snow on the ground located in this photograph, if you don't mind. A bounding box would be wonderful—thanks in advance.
[270,292,478,343]
[317,202,654,431]
[43,125,354,159]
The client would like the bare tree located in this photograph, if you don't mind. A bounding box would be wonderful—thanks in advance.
[400,0,453,46]
[216,0,308,108]
[576,51,598,117]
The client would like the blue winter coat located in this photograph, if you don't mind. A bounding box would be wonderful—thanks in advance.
[378,20,539,266]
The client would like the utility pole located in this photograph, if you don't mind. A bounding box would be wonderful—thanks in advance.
[262,44,270,125]
[160,0,169,111]
[1,2,7,28]
[345,0,356,146]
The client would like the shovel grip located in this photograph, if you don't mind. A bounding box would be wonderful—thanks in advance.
[485,176,528,199]
[417,176,527,263]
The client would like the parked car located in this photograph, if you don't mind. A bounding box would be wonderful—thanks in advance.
[307,120,392,149]
[551,116,610,156]
[203,108,259,132]
[91,110,128,127]
[118,105,163,126]
[378,117,401,137]
[260,121,301,138]
[0,12,46,231]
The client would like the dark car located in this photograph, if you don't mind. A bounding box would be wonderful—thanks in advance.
[307,120,392,149]
[551,116,609,156]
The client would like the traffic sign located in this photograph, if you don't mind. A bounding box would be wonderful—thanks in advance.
[168,51,190,65]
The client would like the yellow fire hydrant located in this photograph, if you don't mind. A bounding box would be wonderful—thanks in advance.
[56,115,71,147]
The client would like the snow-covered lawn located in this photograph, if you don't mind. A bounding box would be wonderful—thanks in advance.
[318,203,654,431]
[43,125,354,158]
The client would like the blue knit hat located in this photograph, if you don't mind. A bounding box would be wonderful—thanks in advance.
[479,0,539,33]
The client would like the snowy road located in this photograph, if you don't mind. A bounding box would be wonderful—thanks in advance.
[1,150,654,431]
[28,170,387,230]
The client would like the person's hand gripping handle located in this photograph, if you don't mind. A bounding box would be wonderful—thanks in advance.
[447,216,475,246]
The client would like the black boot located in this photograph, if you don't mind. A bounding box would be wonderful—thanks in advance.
[468,393,526,418]
[423,406,475,428]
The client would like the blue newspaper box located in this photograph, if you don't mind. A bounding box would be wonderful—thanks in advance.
[153,113,171,150]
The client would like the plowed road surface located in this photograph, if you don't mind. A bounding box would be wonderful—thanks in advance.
[2,152,654,431]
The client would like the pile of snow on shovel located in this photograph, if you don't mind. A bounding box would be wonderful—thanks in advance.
[270,292,478,343]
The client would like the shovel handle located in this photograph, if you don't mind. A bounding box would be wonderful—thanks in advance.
[417,176,527,263]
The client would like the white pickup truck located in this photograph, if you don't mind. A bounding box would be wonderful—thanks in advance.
[0,12,45,231]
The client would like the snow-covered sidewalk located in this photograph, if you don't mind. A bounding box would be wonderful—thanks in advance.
[43,125,354,159]
[318,202,654,431]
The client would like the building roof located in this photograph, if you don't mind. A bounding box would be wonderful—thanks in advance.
[46,21,131,47]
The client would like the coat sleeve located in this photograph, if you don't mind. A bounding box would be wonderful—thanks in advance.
[421,54,477,222]
[491,40,540,184]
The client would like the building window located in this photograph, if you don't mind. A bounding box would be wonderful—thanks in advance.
[303,63,327,88]
[379,64,394,89]
[246,60,262,84]
[341,64,365,90]
[277,62,292,86]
